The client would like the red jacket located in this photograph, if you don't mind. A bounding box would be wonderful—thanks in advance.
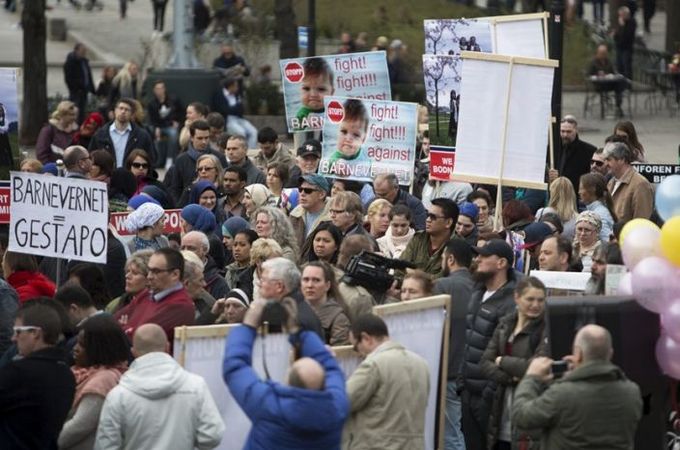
[7,271,56,302]
[114,286,195,348]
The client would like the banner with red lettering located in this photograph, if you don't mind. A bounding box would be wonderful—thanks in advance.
[279,51,391,132]
[319,96,417,185]
[0,180,9,224]
[429,146,456,181]
[110,209,182,237]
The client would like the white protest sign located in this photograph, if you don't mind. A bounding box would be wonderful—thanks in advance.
[9,172,108,263]
[492,14,547,58]
[451,53,556,189]
[605,264,627,295]
[530,270,591,291]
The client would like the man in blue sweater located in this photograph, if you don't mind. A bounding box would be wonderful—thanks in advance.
[223,298,349,450]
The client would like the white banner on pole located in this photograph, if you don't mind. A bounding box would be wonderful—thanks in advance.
[8,172,109,263]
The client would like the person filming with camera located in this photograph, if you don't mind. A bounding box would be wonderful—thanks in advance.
[512,324,642,449]
[222,283,350,449]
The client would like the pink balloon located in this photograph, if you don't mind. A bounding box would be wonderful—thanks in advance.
[631,256,674,313]
[621,226,661,270]
[617,272,632,295]
[655,333,680,379]
[661,300,680,342]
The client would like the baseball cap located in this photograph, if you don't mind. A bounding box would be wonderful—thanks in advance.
[472,239,514,266]
[299,174,330,193]
[520,222,554,250]
[297,139,322,158]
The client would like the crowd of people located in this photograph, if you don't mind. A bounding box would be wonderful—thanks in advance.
[3,87,665,447]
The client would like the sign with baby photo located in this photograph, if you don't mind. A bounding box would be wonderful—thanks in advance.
[279,51,391,132]
[319,96,417,185]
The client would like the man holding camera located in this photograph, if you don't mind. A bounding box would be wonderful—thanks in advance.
[512,324,642,449]
[222,296,349,449]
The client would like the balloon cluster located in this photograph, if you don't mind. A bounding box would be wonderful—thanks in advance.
[617,175,680,379]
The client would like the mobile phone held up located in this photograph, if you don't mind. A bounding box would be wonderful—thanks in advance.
[551,360,569,378]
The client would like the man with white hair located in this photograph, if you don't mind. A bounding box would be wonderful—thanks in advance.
[258,257,323,337]
[513,324,641,449]
[96,324,225,449]
[181,231,229,301]
[603,141,653,222]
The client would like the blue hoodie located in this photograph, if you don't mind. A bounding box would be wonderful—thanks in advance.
[223,326,349,450]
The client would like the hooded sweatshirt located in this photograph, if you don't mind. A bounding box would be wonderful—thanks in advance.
[94,352,225,450]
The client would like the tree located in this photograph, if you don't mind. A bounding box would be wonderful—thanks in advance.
[275,0,298,59]
[20,0,47,146]
[667,0,680,54]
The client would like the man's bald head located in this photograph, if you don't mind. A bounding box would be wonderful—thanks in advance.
[287,357,325,390]
[63,145,89,170]
[133,323,169,356]
[574,324,613,362]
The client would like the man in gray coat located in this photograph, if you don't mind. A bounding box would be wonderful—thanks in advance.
[513,324,642,449]
[344,314,430,450]
[434,238,474,450]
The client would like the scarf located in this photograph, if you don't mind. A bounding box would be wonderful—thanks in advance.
[379,226,415,258]
[133,236,161,251]
[72,364,127,408]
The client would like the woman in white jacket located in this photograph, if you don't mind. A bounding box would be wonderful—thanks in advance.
[377,205,416,259]
[94,324,224,450]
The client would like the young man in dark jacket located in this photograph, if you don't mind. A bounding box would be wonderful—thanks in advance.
[0,303,76,448]
[460,239,519,450]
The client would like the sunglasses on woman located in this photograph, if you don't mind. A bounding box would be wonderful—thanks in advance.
[131,162,149,169]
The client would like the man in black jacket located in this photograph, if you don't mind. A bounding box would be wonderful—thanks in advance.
[166,120,228,206]
[461,239,519,450]
[434,238,474,450]
[0,303,76,448]
[63,43,95,123]
[88,98,156,167]
[549,116,596,198]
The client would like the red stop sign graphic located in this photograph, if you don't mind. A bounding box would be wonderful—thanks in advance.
[284,61,304,83]
[326,100,344,123]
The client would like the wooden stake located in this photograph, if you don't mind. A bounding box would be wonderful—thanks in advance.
[494,58,516,232]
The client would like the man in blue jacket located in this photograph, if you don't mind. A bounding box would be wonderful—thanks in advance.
[223,298,349,450]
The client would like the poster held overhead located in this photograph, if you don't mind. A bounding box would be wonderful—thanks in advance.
[451,52,557,191]
[319,96,417,186]
[9,172,109,264]
[279,51,391,133]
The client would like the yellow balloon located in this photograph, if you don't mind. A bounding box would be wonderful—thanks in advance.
[661,217,680,267]
[620,218,658,247]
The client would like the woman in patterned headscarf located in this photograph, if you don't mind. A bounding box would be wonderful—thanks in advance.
[124,202,168,253]
[573,210,603,273]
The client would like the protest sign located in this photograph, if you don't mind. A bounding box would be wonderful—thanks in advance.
[451,52,556,189]
[634,163,680,184]
[429,145,456,181]
[318,96,417,185]
[174,326,291,450]
[0,180,9,224]
[9,172,109,263]
[0,68,19,180]
[605,264,627,295]
[492,13,548,59]
[423,55,462,146]
[424,19,492,56]
[530,270,591,296]
[110,209,183,236]
[279,51,391,132]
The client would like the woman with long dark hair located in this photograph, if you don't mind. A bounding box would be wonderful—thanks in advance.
[301,261,350,345]
[58,315,129,450]
[308,222,343,265]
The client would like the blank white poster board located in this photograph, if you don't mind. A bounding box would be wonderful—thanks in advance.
[492,14,548,58]
[174,326,291,450]
[452,52,557,189]
[334,295,450,450]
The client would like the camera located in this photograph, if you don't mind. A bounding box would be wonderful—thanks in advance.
[342,251,416,293]
[551,360,569,378]
[260,301,288,334]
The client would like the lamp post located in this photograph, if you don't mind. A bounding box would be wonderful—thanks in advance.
[169,0,198,68]
[308,0,316,56]
[549,0,565,167]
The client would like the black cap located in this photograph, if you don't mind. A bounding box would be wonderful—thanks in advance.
[472,239,514,266]
[520,222,553,250]
[297,139,322,158]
